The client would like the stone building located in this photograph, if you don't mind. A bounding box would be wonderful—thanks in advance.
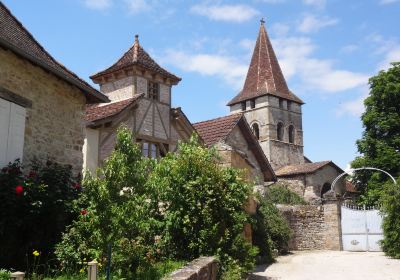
[83,35,194,173]
[226,20,345,200]
[0,2,108,172]
[193,113,276,185]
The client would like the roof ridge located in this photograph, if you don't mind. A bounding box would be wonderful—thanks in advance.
[193,113,243,125]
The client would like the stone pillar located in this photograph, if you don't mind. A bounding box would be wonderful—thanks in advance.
[322,197,342,250]
[88,260,98,280]
[10,272,25,280]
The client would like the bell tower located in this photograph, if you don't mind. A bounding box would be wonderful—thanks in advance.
[228,19,305,170]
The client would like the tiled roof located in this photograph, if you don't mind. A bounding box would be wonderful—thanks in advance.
[85,94,142,123]
[0,2,108,103]
[227,21,303,106]
[345,181,358,193]
[91,35,181,83]
[193,114,243,146]
[275,161,332,176]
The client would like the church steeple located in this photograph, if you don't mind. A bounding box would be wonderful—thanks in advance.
[228,19,303,106]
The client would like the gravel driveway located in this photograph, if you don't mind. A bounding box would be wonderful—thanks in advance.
[251,251,400,280]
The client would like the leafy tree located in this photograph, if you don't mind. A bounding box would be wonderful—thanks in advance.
[381,178,400,258]
[351,62,400,205]
[148,135,258,276]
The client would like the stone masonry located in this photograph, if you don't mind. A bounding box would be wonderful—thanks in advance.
[164,257,218,280]
[278,200,342,250]
[0,48,87,173]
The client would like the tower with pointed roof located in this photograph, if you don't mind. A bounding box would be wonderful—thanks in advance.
[228,20,305,170]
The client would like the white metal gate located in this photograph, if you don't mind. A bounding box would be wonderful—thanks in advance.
[341,204,383,252]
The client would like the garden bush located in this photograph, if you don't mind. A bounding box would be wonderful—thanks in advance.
[0,159,80,271]
[252,195,291,264]
[265,183,307,205]
[56,128,258,279]
[148,135,258,276]
[380,178,400,258]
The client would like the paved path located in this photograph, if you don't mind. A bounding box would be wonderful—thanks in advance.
[252,251,400,280]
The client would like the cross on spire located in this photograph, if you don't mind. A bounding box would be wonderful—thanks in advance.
[260,17,265,25]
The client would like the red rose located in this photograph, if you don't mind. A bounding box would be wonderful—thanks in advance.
[15,185,24,195]
[80,209,87,215]
[73,183,81,190]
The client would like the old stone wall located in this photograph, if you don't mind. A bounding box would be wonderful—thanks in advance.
[278,200,342,250]
[0,49,86,173]
[164,257,218,280]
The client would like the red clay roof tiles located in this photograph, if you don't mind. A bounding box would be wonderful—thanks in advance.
[90,35,180,83]
[275,161,333,176]
[228,22,303,106]
[85,94,142,123]
[193,114,243,146]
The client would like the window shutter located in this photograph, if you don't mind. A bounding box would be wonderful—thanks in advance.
[6,103,26,164]
[0,98,11,167]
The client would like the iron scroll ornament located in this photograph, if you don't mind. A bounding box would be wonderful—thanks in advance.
[330,167,397,196]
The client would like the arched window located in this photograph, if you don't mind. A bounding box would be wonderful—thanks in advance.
[288,125,295,144]
[277,122,284,141]
[252,123,260,140]
[321,182,331,198]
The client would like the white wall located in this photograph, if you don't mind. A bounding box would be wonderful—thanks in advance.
[83,128,99,175]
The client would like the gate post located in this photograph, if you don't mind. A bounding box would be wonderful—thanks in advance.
[322,195,343,251]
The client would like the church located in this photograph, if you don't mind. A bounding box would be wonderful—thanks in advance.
[83,20,345,203]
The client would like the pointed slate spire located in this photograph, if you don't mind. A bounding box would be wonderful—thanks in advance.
[228,19,303,105]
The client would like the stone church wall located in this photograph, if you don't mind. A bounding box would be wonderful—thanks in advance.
[278,200,342,250]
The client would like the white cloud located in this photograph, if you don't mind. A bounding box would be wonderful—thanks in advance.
[273,36,369,92]
[239,39,255,52]
[124,0,151,14]
[336,93,367,117]
[162,50,248,89]
[83,0,112,10]
[297,14,338,33]
[378,46,400,70]
[303,0,326,8]
[366,33,400,71]
[380,0,400,4]
[190,4,259,23]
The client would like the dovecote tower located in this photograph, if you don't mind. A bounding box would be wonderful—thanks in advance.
[228,20,305,170]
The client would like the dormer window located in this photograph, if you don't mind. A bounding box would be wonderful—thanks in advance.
[148,81,159,101]
[241,102,246,111]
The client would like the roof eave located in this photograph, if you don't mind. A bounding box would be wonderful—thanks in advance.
[0,38,109,104]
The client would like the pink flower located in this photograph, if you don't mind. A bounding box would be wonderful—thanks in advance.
[15,185,24,195]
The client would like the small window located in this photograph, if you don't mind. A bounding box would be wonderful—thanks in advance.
[287,101,291,111]
[279,99,284,109]
[250,99,255,109]
[277,122,284,141]
[241,102,246,111]
[141,141,159,159]
[288,125,295,144]
[148,81,159,101]
[252,123,260,140]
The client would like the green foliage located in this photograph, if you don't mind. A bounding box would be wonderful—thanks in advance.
[148,135,258,274]
[265,184,307,205]
[0,269,10,280]
[0,159,80,270]
[380,178,400,258]
[56,127,158,279]
[57,129,259,279]
[252,195,291,263]
[351,62,400,205]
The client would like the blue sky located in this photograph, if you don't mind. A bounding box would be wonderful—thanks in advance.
[3,0,400,169]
